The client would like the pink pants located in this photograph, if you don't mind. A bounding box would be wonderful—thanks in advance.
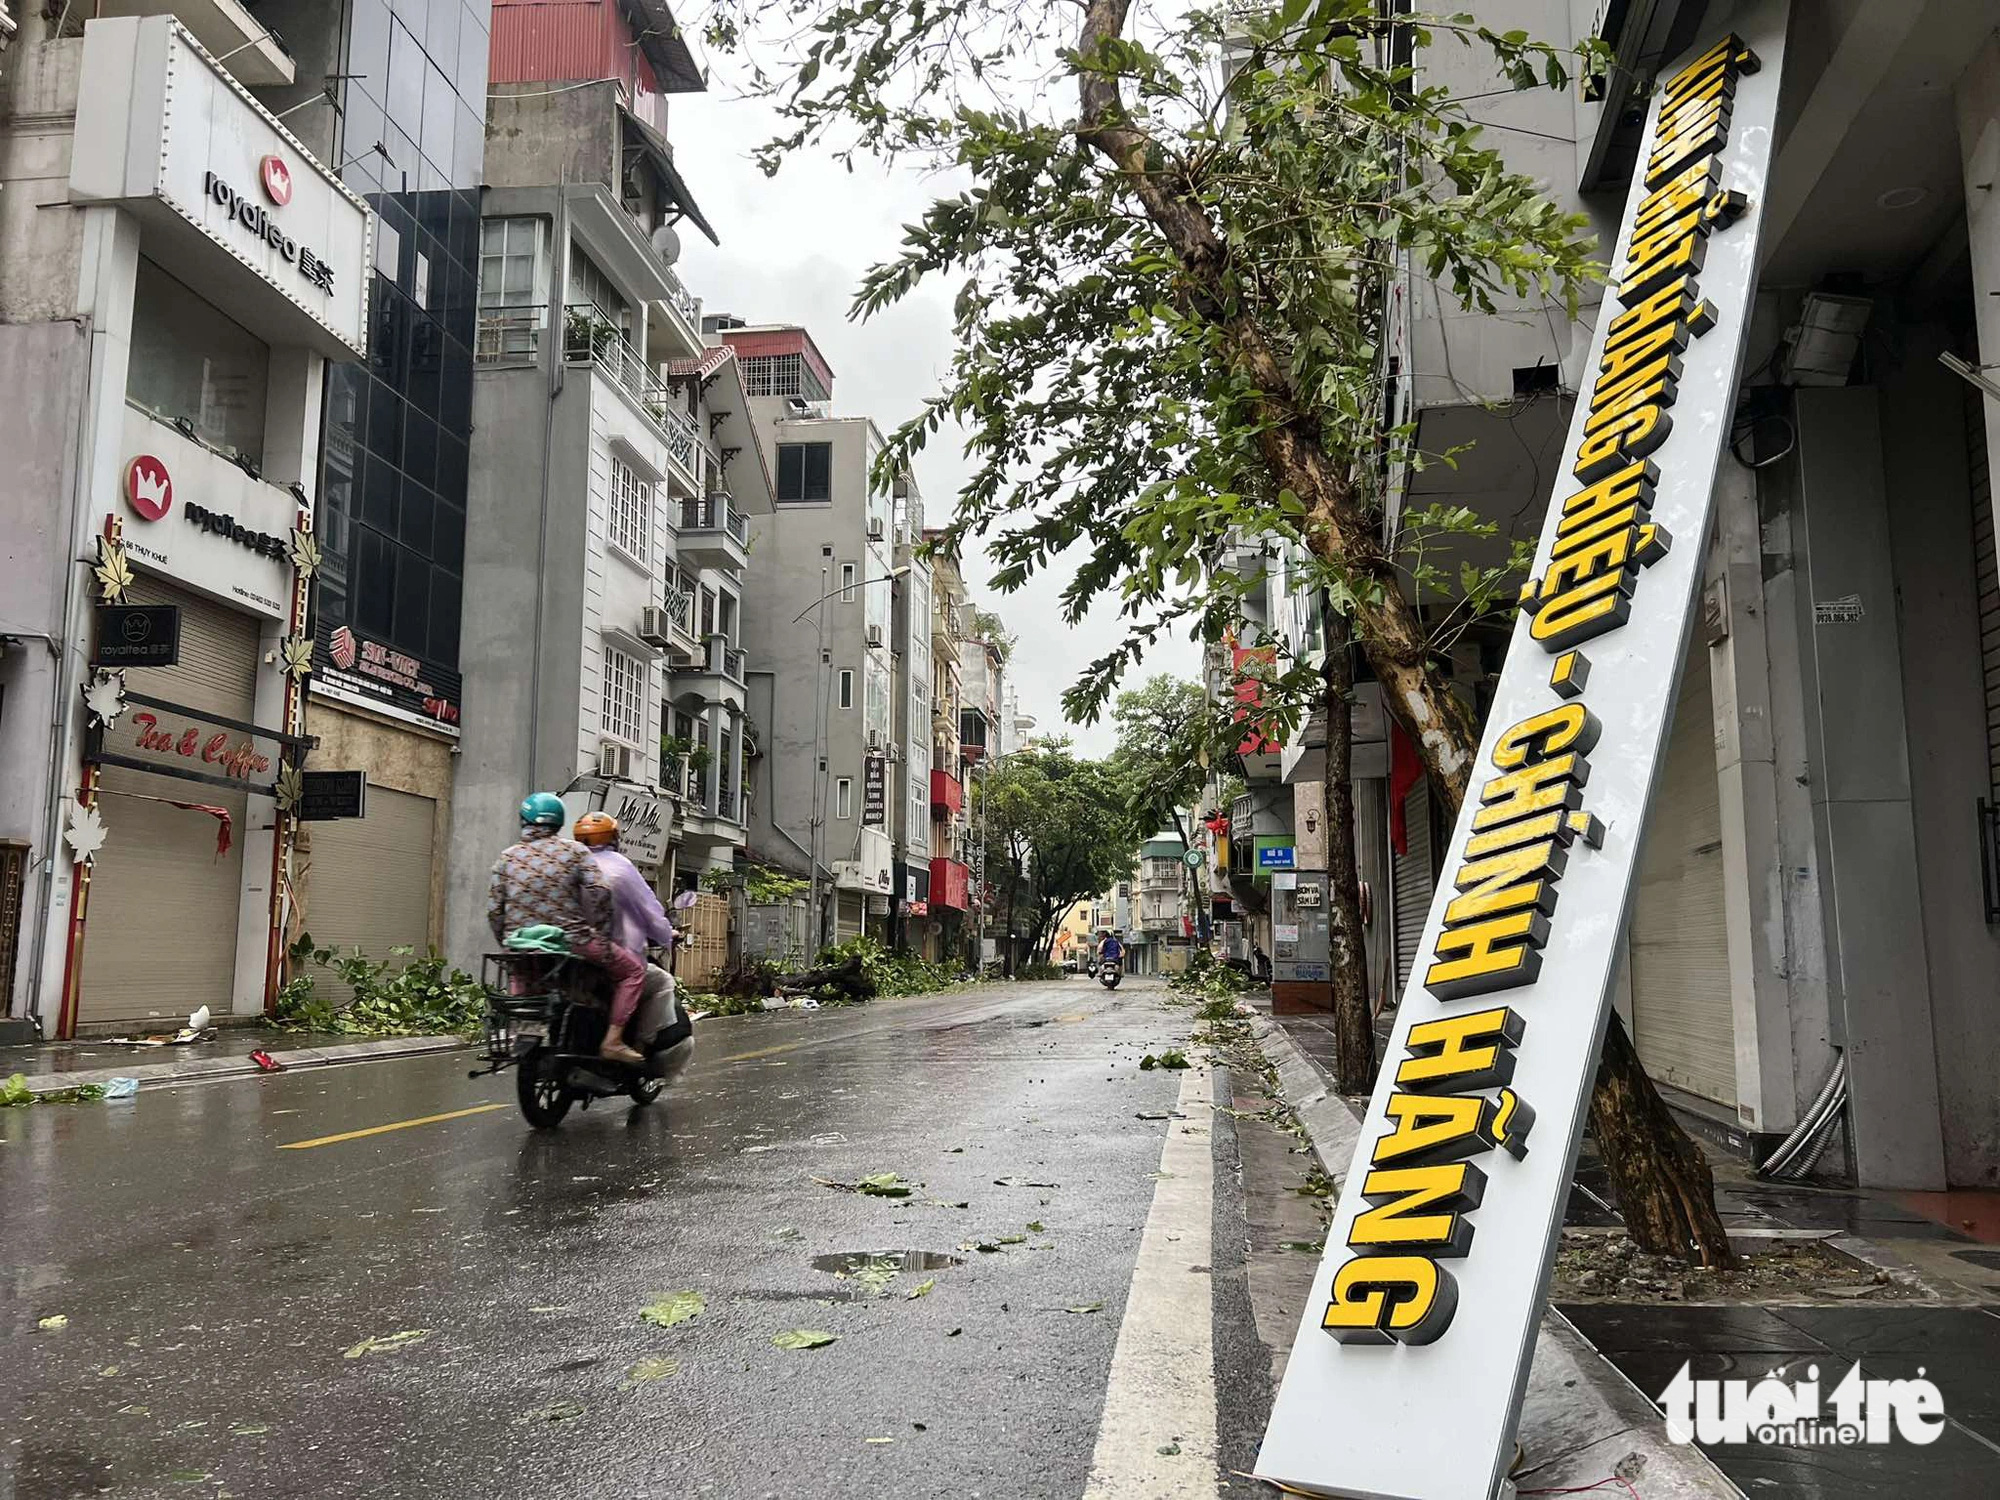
[574,936,646,1029]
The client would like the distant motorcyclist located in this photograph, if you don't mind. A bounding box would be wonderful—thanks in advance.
[487,793,645,1065]
[1097,931,1124,968]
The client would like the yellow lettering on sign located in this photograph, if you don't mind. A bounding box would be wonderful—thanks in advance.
[1395,1006,1526,1092]
[1424,910,1548,1001]
[1630,158,1722,242]
[1349,1163,1488,1257]
[1463,809,1570,860]
[1472,753,1588,832]
[1557,461,1657,534]
[1529,569,1637,650]
[1574,403,1673,485]
[1372,1092,1508,1168]
[1607,275,1712,346]
[1443,840,1565,927]
[1322,1255,1457,1346]
[1492,703,1600,768]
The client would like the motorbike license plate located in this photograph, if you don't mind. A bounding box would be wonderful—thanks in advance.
[515,1020,548,1040]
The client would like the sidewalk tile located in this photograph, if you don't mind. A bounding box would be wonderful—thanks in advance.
[1562,1303,1834,1355]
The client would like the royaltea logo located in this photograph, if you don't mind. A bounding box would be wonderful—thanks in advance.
[1661,1361,1945,1447]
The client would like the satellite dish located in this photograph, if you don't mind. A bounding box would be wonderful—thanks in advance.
[652,221,682,265]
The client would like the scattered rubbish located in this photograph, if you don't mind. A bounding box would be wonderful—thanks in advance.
[5,1075,108,1107]
[1157,1442,1182,1457]
[189,1005,210,1032]
[770,1227,803,1242]
[1065,1302,1105,1314]
[513,1400,586,1424]
[228,1424,270,1437]
[118,1405,149,1416]
[945,1146,965,1154]
[36,1314,67,1332]
[913,1422,928,1431]
[815,1172,916,1198]
[771,1329,838,1350]
[947,1327,962,1337]
[623,1357,680,1386]
[104,1077,140,1099]
[992,1176,1058,1188]
[97,1366,119,1377]
[907,1278,936,1300]
[1139,1051,1190,1071]
[639,1291,706,1328]
[996,1234,1026,1246]
[1026,1221,1046,1233]
[249,1050,285,1073]
[343,1329,432,1358]
[1147,1170,1176,1181]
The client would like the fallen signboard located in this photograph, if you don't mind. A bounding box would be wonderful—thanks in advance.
[1256,8,1787,1499]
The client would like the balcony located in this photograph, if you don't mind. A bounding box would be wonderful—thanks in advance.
[672,633,747,711]
[677,492,750,571]
[678,762,745,846]
[929,857,971,911]
[655,583,701,665]
[473,304,701,492]
[930,768,963,816]
[101,0,294,85]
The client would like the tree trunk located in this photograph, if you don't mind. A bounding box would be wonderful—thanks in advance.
[1321,601,1375,1094]
[1003,852,1020,978]
[1590,1011,1735,1267]
[1074,0,1732,1265]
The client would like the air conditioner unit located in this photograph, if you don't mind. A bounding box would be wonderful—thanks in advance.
[599,740,635,780]
[865,728,883,751]
[638,607,672,649]
[866,624,885,648]
[867,519,886,541]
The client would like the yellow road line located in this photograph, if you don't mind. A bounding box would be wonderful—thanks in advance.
[278,1102,509,1150]
[715,1041,811,1063]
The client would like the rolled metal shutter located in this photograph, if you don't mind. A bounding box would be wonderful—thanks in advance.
[78,579,257,1029]
[1391,779,1432,993]
[1628,641,1736,1106]
[297,784,437,994]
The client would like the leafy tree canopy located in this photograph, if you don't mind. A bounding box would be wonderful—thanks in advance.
[975,743,1136,955]
[1107,674,1209,847]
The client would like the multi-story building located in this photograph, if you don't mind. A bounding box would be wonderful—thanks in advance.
[890,511,935,945]
[923,544,973,962]
[237,0,494,973]
[442,0,762,966]
[1241,0,2000,1193]
[727,321,907,945]
[0,12,370,1035]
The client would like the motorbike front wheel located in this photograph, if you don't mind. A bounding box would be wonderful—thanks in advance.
[516,1046,574,1128]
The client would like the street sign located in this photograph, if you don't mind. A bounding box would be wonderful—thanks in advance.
[862,753,887,827]
[1257,11,1786,1500]
[92,604,180,668]
[297,770,367,821]
[1181,847,1203,869]
[1256,843,1295,871]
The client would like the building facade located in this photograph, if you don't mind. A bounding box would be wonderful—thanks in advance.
[0,14,370,1035]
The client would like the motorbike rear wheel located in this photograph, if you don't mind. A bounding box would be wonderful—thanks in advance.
[516,1046,573,1128]
[627,1076,664,1106]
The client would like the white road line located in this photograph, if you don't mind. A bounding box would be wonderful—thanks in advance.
[1084,1065,1219,1500]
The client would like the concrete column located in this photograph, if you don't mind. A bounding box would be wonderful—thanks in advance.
[1704,461,1798,1132]
[1955,38,2000,554]
[729,705,746,823]
[704,702,722,816]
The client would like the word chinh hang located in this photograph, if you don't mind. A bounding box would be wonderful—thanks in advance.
[1320,31,1761,1348]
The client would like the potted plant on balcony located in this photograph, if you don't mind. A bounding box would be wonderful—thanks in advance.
[660,733,693,783]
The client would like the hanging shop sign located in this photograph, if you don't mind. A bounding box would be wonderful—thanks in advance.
[298,770,368,821]
[85,692,308,798]
[315,622,463,731]
[862,753,888,828]
[68,16,371,359]
[1257,12,1786,1500]
[558,776,673,874]
[92,604,180,669]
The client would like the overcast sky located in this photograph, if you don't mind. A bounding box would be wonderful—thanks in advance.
[672,77,1204,758]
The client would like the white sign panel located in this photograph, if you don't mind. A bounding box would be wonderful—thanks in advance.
[1257,9,1786,1499]
[560,777,674,875]
[69,16,371,359]
[116,409,297,619]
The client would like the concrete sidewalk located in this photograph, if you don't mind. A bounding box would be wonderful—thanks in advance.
[1,1031,467,1097]
[1250,1009,1743,1499]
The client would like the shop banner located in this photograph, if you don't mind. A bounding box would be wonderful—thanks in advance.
[1257,8,1786,1498]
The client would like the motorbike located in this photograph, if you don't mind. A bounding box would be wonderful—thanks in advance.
[472,929,696,1127]
[1098,957,1123,990]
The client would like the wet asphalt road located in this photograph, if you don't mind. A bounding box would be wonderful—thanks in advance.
[1,978,1221,1500]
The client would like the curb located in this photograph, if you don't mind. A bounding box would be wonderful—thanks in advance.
[1247,1013,1744,1500]
[10,1034,468,1098]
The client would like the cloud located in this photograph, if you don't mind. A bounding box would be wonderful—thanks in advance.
[672,84,1201,757]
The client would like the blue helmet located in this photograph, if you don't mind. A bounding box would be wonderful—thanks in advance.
[520,791,566,828]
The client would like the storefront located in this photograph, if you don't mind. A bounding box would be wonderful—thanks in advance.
[11,16,369,1034]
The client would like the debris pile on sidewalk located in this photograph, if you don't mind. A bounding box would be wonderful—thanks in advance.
[1552,1227,1925,1304]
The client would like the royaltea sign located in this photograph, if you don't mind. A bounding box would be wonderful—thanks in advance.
[1256,9,1787,1498]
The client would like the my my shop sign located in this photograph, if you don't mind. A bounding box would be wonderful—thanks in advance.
[1257,11,1786,1499]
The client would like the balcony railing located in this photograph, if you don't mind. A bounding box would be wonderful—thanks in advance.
[658,263,699,329]
[473,303,701,476]
[680,493,749,546]
[930,768,963,816]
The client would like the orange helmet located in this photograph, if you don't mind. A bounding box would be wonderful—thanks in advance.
[574,812,619,847]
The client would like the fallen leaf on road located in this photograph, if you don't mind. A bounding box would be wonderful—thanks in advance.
[1026,1221,1046,1233]
[1157,1442,1181,1456]
[770,1226,802,1241]
[844,1257,901,1296]
[1148,1170,1176,1180]
[858,1172,914,1198]
[513,1400,585,1424]
[639,1291,705,1328]
[992,1176,1058,1188]
[228,1424,269,1437]
[343,1329,431,1359]
[907,1278,935,1300]
[118,1405,149,1416]
[97,1366,119,1377]
[1065,1302,1105,1314]
[866,1437,895,1444]
[996,1234,1026,1245]
[623,1358,680,1386]
[771,1329,838,1350]
[36,1315,67,1332]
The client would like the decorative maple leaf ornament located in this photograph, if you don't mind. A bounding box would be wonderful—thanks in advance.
[93,536,133,602]
[65,803,108,865]
[83,671,127,728]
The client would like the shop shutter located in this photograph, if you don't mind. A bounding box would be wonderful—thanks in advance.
[1968,386,2000,800]
[298,785,437,997]
[78,579,258,1029]
[1391,778,1432,994]
[1627,641,1736,1107]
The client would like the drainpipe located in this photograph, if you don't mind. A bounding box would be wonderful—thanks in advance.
[527,187,569,787]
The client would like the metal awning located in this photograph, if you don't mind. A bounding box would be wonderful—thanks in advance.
[623,0,706,94]
[619,104,719,246]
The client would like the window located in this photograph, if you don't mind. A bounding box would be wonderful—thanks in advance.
[699,586,717,638]
[608,454,651,564]
[567,244,631,334]
[127,258,270,464]
[601,644,646,745]
[835,778,853,821]
[840,563,857,602]
[740,352,830,401]
[719,592,738,644]
[838,669,855,710]
[776,442,833,503]
[478,218,540,309]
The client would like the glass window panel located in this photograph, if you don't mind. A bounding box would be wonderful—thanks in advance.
[386,19,424,134]
[453,101,483,188]
[601,645,646,744]
[425,0,459,72]
[392,540,430,654]
[607,454,651,563]
[126,258,269,465]
[403,409,438,487]
[434,430,468,504]
[338,84,386,180]
[398,481,435,554]
[358,450,399,531]
[456,3,490,110]
[346,0,393,109]
[433,498,465,574]
[429,567,461,665]
[355,525,396,637]
[367,377,404,463]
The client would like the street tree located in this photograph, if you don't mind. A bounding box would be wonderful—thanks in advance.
[702,0,1732,1261]
[977,746,1136,969]
[1107,675,1207,850]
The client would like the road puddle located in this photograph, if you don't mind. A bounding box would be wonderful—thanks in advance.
[808,1249,966,1300]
